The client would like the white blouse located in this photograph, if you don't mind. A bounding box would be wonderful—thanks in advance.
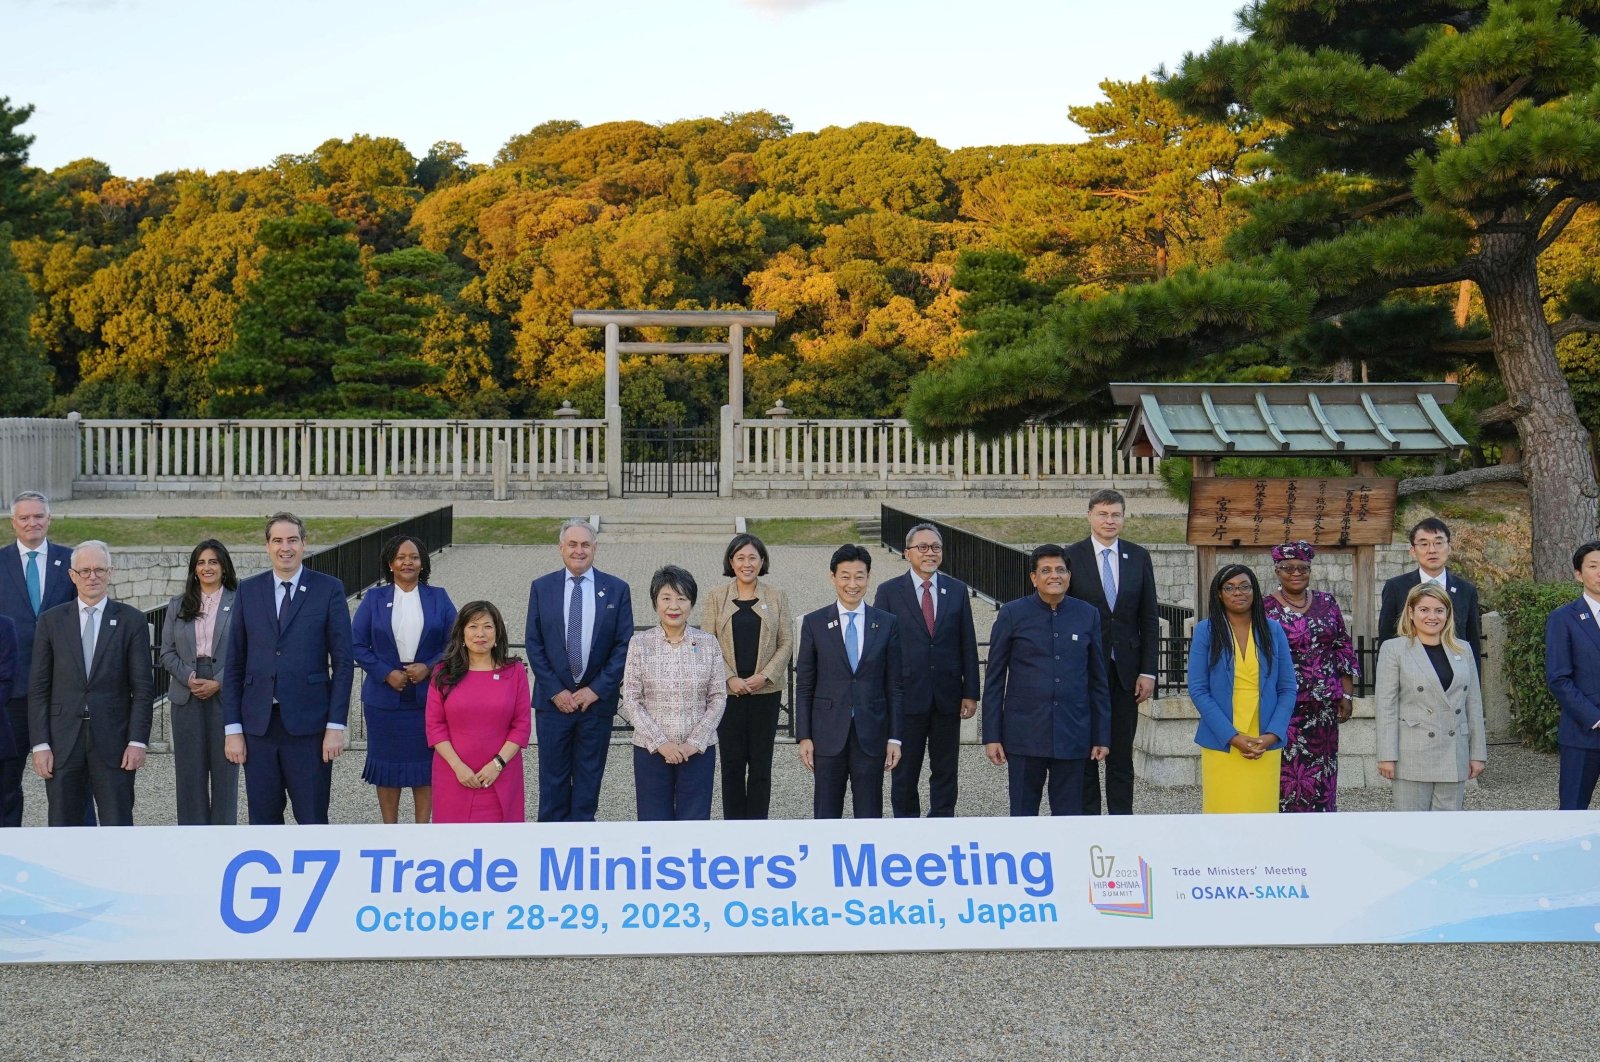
[392,585,424,663]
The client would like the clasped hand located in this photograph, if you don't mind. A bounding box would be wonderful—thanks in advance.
[1229,733,1278,760]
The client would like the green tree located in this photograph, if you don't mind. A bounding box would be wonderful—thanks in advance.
[0,226,53,414]
[335,247,454,416]
[0,97,39,231]
[211,205,362,415]
[908,0,1600,580]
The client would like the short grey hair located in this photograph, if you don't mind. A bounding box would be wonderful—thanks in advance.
[559,518,596,541]
[265,511,307,541]
[905,522,942,549]
[11,490,49,514]
[72,539,112,567]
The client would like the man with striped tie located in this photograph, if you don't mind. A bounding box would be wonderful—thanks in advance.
[0,491,78,827]
[525,519,633,822]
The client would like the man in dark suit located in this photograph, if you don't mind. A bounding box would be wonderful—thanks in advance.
[27,541,152,826]
[1378,517,1483,665]
[984,544,1110,816]
[873,522,979,817]
[796,543,904,819]
[1066,489,1158,815]
[1547,540,1600,810]
[1,490,78,827]
[525,518,633,823]
[0,616,17,768]
[222,512,354,825]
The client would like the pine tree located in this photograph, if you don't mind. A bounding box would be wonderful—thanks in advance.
[210,206,362,415]
[335,247,449,416]
[907,1,1600,580]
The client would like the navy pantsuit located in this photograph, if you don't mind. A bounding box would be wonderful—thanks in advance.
[794,604,903,819]
[525,567,633,823]
[1546,597,1600,810]
[222,568,354,825]
[873,571,979,818]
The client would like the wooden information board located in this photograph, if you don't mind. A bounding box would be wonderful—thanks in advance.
[1186,477,1398,548]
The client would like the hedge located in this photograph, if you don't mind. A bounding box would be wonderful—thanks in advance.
[1495,580,1583,752]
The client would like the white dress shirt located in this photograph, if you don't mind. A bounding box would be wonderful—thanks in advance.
[1417,567,1449,591]
[392,584,424,663]
[565,569,597,676]
[15,537,53,598]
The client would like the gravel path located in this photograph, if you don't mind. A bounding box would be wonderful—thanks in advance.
[2,541,1591,1061]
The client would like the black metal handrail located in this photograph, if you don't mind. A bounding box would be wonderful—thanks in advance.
[142,506,455,745]
[881,505,1031,605]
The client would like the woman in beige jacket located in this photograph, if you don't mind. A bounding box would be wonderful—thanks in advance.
[1375,583,1486,811]
[700,534,793,819]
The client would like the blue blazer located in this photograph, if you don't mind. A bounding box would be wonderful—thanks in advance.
[525,567,633,716]
[0,616,16,758]
[0,540,76,700]
[1188,618,1297,752]
[981,593,1110,758]
[352,583,457,710]
[794,604,904,757]
[222,568,355,737]
[1545,597,1600,750]
[872,571,980,716]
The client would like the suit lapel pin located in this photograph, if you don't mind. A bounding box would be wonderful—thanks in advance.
[109,619,117,627]
[939,587,946,595]
[760,603,767,610]
[597,590,606,599]
[871,622,879,630]
[493,672,501,680]
[386,602,394,608]
[827,620,838,630]
[53,559,61,567]
[1071,633,1079,640]
[1122,553,1128,559]
[223,605,231,612]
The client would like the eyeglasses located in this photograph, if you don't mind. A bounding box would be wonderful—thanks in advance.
[73,567,111,579]
[1220,582,1254,595]
[1275,564,1311,575]
[908,544,943,554]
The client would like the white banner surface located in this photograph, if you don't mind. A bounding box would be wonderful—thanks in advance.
[3,811,1598,963]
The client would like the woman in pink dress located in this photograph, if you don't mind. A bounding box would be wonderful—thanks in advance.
[425,601,531,823]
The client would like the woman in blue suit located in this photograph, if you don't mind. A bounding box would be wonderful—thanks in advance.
[353,535,456,823]
[1188,564,1297,813]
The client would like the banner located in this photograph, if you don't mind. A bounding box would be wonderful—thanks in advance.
[3,811,1598,964]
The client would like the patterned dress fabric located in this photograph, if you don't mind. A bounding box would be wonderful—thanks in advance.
[1263,590,1360,812]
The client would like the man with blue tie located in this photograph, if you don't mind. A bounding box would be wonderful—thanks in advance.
[1066,489,1158,815]
[0,490,78,828]
[222,512,354,825]
[795,544,903,819]
[984,544,1110,816]
[525,518,633,823]
[1546,540,1600,811]
[873,523,979,817]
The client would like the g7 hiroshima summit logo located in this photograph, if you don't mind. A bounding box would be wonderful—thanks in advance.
[1088,845,1153,919]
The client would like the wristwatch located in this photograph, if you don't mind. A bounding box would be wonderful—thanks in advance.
[493,754,508,769]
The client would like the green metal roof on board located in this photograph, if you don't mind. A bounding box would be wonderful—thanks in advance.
[1108,383,1467,457]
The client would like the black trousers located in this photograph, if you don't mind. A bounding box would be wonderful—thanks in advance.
[890,709,961,817]
[243,709,332,825]
[1009,753,1087,817]
[46,723,135,827]
[0,697,31,827]
[718,691,781,819]
[1083,663,1139,815]
[813,722,884,819]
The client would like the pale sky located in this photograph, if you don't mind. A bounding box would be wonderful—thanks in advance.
[5,0,1247,178]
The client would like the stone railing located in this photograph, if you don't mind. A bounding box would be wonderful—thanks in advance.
[1,417,78,504]
[73,418,607,497]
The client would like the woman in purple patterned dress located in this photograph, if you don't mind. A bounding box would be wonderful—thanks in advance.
[1262,541,1359,812]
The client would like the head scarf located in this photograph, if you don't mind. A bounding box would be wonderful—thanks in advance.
[1271,540,1315,564]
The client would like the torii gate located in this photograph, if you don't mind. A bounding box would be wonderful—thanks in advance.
[572,309,778,497]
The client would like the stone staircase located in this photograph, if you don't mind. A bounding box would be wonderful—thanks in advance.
[594,511,741,543]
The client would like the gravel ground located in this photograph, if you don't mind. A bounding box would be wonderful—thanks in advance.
[3,542,1594,1061]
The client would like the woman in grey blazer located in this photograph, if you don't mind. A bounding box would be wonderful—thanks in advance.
[1375,583,1486,811]
[158,539,240,824]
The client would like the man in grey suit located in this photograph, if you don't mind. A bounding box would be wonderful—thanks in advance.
[28,541,153,826]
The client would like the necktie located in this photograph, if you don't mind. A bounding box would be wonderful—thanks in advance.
[920,580,936,636]
[25,550,42,615]
[1101,548,1118,609]
[566,575,584,682]
[845,611,859,671]
[277,580,293,629]
[82,605,98,676]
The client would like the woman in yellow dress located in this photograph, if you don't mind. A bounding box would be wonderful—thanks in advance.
[1187,564,1298,813]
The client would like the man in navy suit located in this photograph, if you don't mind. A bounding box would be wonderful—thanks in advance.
[0,616,17,768]
[1,490,78,828]
[1066,489,1158,815]
[873,522,979,817]
[796,543,903,819]
[984,544,1110,816]
[1379,517,1483,665]
[1546,540,1600,811]
[222,512,354,825]
[525,518,633,823]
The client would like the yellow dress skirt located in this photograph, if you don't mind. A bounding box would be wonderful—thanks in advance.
[1200,631,1282,814]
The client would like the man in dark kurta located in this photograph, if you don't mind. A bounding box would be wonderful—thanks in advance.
[982,544,1111,816]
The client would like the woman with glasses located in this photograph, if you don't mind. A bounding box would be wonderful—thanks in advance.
[1188,565,1297,813]
[1374,583,1485,810]
[158,540,240,824]
[701,534,792,819]
[1261,541,1359,812]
